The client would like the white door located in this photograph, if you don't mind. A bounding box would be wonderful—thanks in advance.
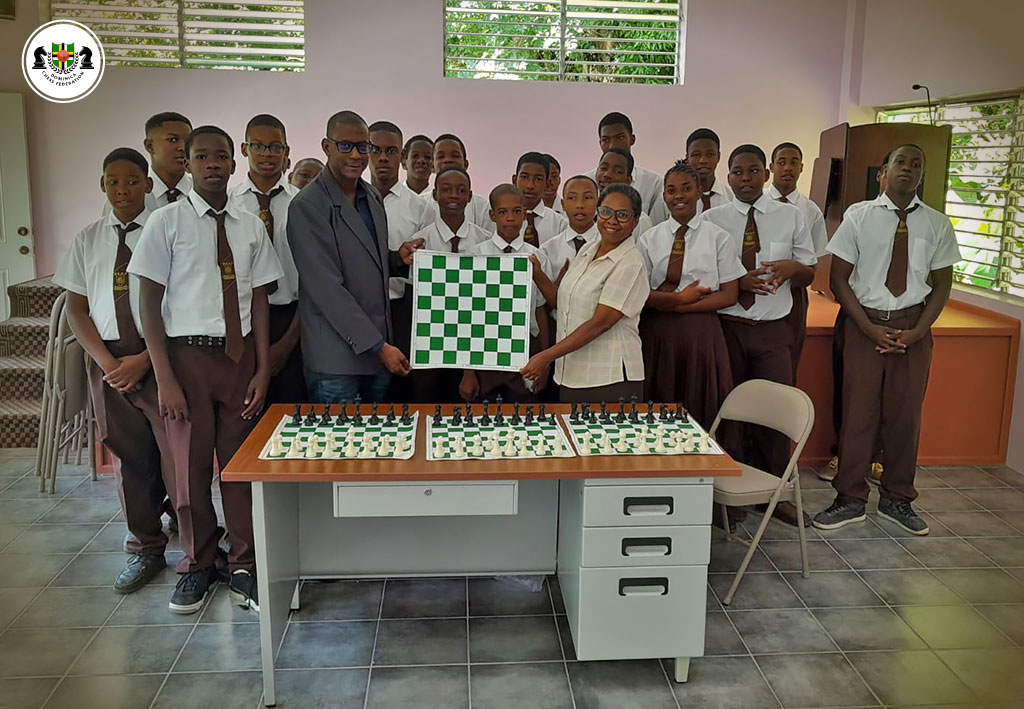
[0,92,35,321]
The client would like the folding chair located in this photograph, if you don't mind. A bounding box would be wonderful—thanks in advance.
[708,379,815,605]
[34,292,65,485]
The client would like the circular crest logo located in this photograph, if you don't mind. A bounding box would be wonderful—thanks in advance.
[22,20,105,103]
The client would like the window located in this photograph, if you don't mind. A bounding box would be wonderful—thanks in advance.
[50,1,304,71]
[444,0,684,84]
[878,94,1024,299]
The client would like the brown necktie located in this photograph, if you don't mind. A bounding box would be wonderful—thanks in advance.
[208,210,244,362]
[777,194,789,204]
[701,192,712,212]
[572,236,586,254]
[885,205,919,297]
[524,212,539,247]
[503,244,514,254]
[656,224,688,292]
[165,187,181,203]
[450,235,461,253]
[738,206,761,310]
[254,186,284,295]
[113,222,143,351]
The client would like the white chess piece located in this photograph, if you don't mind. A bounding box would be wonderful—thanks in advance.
[396,434,408,454]
[535,438,547,456]
[454,436,466,458]
[471,437,484,457]
[378,436,393,457]
[581,432,592,449]
[699,433,710,452]
[304,437,320,459]
[269,435,284,456]
[615,435,629,453]
[344,438,358,457]
[322,442,339,459]
[654,434,667,453]
[600,435,614,455]
[637,436,649,453]
[433,437,446,459]
[503,435,517,457]
[674,434,686,453]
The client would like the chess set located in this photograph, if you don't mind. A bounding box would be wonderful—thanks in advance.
[258,398,419,460]
[560,398,725,457]
[426,396,575,461]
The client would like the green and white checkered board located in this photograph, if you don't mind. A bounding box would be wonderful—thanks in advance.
[426,415,575,461]
[560,414,724,457]
[411,250,534,371]
[258,413,419,460]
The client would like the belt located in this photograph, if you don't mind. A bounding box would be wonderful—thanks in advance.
[862,304,924,323]
[720,314,782,326]
[168,335,226,349]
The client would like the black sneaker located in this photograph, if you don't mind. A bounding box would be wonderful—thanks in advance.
[114,553,166,594]
[812,498,867,530]
[228,569,259,612]
[168,566,218,614]
[878,497,929,536]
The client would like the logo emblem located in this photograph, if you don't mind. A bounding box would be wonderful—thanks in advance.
[22,20,104,103]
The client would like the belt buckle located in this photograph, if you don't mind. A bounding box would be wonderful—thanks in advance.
[878,309,891,322]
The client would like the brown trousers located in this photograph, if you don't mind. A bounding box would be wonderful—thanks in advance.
[786,286,809,381]
[87,341,171,556]
[720,316,794,477]
[266,301,306,404]
[835,306,931,504]
[166,336,257,573]
[559,379,644,404]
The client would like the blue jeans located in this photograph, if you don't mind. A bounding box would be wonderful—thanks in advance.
[305,371,392,405]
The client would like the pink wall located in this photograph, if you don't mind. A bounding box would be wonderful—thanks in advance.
[0,0,847,275]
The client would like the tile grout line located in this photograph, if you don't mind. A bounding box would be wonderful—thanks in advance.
[148,587,219,709]
[466,576,472,709]
[361,576,387,709]
[546,576,577,709]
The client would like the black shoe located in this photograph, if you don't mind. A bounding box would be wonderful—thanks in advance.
[114,553,166,594]
[214,547,230,582]
[228,569,259,612]
[812,498,867,530]
[168,566,218,615]
[163,498,179,535]
[878,497,929,536]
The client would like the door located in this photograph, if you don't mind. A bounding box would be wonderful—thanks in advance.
[0,92,35,321]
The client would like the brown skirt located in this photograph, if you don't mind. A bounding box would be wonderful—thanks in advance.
[639,308,732,428]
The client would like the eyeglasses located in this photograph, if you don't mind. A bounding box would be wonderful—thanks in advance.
[325,138,381,155]
[597,205,635,222]
[243,142,288,156]
[377,146,400,158]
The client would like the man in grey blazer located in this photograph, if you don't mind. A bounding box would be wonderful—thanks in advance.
[288,110,423,404]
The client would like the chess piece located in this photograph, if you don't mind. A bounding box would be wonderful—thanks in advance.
[369,403,380,425]
[699,432,710,452]
[600,435,614,454]
[581,431,592,449]
[676,403,684,421]
[400,403,411,425]
[524,405,534,426]
[629,395,639,423]
[358,441,373,458]
[494,395,505,425]
[269,435,284,456]
[353,395,363,425]
[305,435,320,458]
[570,402,579,422]
[489,434,502,457]
[681,408,690,424]
[654,434,666,453]
[616,397,626,423]
[396,434,408,453]
[481,399,491,426]
[645,401,655,424]
[323,442,339,459]
[674,434,686,453]
[286,440,302,458]
[324,432,336,450]
[503,434,516,457]
[433,405,442,426]
[79,46,94,69]
[465,406,475,426]
[587,403,597,423]
[291,405,302,426]
[471,436,484,457]
[452,406,462,426]
[551,436,562,454]
[320,406,332,427]
[304,406,317,426]
[636,436,649,453]
[538,404,547,423]
[31,46,46,69]
[600,400,609,423]
[659,402,667,420]
[386,404,396,425]
[379,435,393,457]
[535,438,547,456]
[338,399,349,424]
[433,437,445,459]
[344,438,358,457]
[512,402,522,426]
[615,435,629,453]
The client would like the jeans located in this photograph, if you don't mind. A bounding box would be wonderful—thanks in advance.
[305,370,392,405]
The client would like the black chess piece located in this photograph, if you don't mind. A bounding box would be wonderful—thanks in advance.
[32,46,46,69]
[370,402,380,425]
[600,401,609,423]
[291,404,302,426]
[353,395,363,425]
[680,407,689,423]
[525,405,534,425]
[676,403,684,421]
[494,395,505,425]
[629,395,639,423]
[465,406,475,427]
[570,402,579,422]
[645,400,655,424]
[319,406,332,427]
[452,406,462,426]
[538,404,547,423]
[400,403,411,425]
[338,399,349,424]
[481,399,491,426]
[80,46,94,69]
[616,397,626,423]
[304,406,317,426]
[511,402,522,426]
[586,403,597,423]
[659,402,667,420]
[433,405,443,425]
[386,404,396,425]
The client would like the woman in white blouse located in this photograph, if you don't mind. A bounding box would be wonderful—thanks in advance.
[521,184,650,403]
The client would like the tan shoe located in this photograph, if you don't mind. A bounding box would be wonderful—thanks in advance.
[818,457,839,482]
[869,462,884,485]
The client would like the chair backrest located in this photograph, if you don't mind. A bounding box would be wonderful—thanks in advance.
[53,297,88,421]
[710,379,815,449]
[42,291,68,391]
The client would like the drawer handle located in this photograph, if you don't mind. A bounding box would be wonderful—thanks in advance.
[423,488,432,496]
[618,577,669,596]
[621,537,672,557]
[623,496,674,517]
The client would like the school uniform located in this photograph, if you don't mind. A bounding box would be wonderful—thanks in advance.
[702,194,816,476]
[554,235,649,403]
[419,191,494,232]
[128,190,283,574]
[228,175,305,403]
[585,165,664,214]
[103,169,193,216]
[519,203,569,247]
[827,193,960,504]
[405,218,490,403]
[650,178,733,225]
[539,224,600,294]
[464,234,546,401]
[767,184,828,379]
[636,216,746,427]
[53,209,172,557]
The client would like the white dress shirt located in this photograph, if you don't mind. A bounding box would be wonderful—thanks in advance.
[378,181,429,299]
[102,168,193,217]
[419,192,494,232]
[767,184,828,257]
[827,193,961,311]
[228,174,299,306]
[703,194,817,321]
[468,234,544,337]
[128,190,283,338]
[53,210,151,340]
[636,216,746,292]
[554,235,650,388]
[520,203,569,246]
[539,224,599,283]
[585,164,665,215]
[650,177,733,225]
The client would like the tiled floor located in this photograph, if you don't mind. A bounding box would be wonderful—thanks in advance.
[1,449,1023,708]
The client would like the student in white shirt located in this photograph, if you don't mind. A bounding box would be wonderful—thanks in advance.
[814,145,960,536]
[542,154,564,213]
[636,160,745,427]
[596,149,653,235]
[287,157,323,190]
[54,148,172,595]
[537,175,600,292]
[702,144,816,526]
[767,141,829,379]
[583,112,664,214]
[401,134,434,196]
[102,112,193,217]
[418,133,493,231]
[512,152,569,247]
[407,167,489,403]
[460,184,549,403]
[130,126,283,616]
[229,113,304,404]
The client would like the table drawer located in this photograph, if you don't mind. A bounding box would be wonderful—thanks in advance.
[580,525,711,568]
[566,565,707,661]
[582,484,712,527]
[333,481,518,517]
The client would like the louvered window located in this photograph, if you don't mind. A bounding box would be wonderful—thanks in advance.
[444,0,684,84]
[50,1,304,71]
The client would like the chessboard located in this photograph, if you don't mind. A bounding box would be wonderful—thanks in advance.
[561,401,725,457]
[410,250,534,371]
[258,404,419,461]
[426,400,575,461]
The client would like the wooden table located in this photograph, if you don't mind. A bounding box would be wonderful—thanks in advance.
[223,404,740,707]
